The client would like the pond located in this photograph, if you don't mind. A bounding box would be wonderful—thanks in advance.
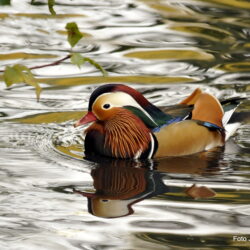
[0,0,250,249]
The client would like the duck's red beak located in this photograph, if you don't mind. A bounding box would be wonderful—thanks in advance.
[74,111,97,127]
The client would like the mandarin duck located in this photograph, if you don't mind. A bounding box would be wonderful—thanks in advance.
[74,84,244,159]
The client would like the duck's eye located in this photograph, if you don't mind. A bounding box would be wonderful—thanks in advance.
[103,103,111,109]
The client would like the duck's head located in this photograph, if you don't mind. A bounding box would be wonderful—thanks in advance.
[74,84,171,128]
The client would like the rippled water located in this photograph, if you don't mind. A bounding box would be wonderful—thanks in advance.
[0,0,250,249]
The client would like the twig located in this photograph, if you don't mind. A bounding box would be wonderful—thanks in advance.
[0,54,71,73]
[30,54,71,70]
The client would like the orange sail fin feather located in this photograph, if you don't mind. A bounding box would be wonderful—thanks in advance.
[180,88,224,128]
[180,88,202,105]
[191,92,224,128]
[74,84,244,159]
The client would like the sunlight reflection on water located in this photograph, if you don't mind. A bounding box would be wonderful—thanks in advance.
[0,0,250,249]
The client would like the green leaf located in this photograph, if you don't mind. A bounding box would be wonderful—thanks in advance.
[70,53,85,68]
[0,0,11,5]
[3,64,41,101]
[83,57,108,77]
[4,66,23,87]
[65,22,83,48]
[48,0,56,15]
[20,67,42,101]
[70,53,107,76]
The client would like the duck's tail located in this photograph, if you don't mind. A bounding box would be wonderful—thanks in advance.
[221,97,249,140]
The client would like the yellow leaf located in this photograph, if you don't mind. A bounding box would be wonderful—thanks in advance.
[3,64,42,101]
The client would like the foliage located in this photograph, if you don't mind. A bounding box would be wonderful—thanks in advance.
[66,23,107,76]
[65,22,83,48]
[4,65,41,101]
[30,0,55,13]
[0,0,11,5]
[48,0,56,15]
[71,53,107,76]
[2,3,107,101]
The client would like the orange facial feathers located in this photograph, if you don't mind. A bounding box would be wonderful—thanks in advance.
[104,108,151,158]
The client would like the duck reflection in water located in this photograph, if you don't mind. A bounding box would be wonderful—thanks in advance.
[75,162,167,218]
[73,150,221,218]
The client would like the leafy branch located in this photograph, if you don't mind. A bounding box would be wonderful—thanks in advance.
[66,23,107,77]
[4,64,42,100]
[1,21,107,101]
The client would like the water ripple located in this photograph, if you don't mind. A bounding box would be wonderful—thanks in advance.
[0,0,250,249]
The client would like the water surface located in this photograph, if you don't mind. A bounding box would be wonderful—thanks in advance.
[0,0,250,249]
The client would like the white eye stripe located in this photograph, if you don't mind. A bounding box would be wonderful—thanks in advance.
[93,92,157,125]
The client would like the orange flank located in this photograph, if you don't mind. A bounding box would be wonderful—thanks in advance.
[154,120,224,158]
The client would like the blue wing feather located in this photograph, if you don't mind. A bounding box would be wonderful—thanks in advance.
[152,117,183,132]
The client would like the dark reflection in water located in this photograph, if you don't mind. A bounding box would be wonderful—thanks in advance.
[74,163,169,218]
[74,151,222,218]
